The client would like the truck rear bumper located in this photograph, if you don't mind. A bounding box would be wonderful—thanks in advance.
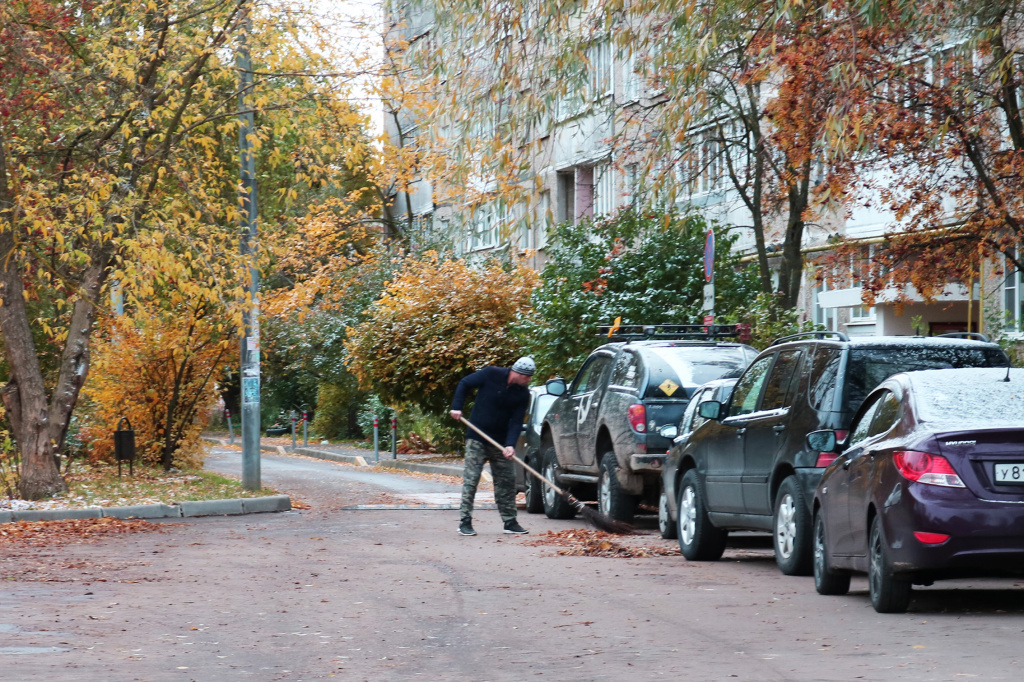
[629,453,666,472]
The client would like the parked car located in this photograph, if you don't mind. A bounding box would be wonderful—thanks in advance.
[540,325,758,523]
[672,332,1011,575]
[659,377,739,538]
[515,385,558,513]
[810,367,1024,613]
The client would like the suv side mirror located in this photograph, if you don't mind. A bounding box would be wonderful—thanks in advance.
[698,401,723,420]
[806,430,838,453]
[546,378,567,396]
[658,425,679,439]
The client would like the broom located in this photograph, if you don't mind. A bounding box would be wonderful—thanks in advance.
[458,417,632,535]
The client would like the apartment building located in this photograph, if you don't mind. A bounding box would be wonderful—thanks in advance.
[383,0,1023,341]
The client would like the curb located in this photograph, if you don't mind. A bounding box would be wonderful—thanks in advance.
[0,495,292,525]
[202,435,476,480]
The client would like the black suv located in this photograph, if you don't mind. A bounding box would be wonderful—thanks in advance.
[671,331,1010,574]
[539,325,757,523]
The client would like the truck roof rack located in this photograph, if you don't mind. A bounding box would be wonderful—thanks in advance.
[597,323,743,342]
[770,330,850,346]
[935,331,991,342]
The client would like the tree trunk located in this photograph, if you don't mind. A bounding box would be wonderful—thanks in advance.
[0,131,111,499]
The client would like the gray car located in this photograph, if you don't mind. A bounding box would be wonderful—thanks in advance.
[659,378,739,538]
[515,386,558,513]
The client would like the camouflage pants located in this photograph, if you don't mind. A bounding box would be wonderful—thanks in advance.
[460,438,518,523]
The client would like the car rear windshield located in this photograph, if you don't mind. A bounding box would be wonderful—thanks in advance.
[643,346,751,399]
[845,346,1008,412]
[912,368,1024,425]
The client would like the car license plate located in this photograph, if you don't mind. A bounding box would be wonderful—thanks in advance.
[994,463,1024,484]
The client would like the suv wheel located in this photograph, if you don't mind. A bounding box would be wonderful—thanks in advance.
[677,469,727,561]
[523,456,545,514]
[658,488,677,539]
[541,446,577,520]
[773,476,813,576]
[813,511,850,595]
[598,450,637,523]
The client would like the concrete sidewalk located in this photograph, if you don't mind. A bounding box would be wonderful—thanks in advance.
[202,435,476,480]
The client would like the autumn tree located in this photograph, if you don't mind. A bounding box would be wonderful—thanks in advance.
[517,209,759,378]
[815,0,1024,310]
[344,254,539,416]
[0,0,381,498]
[84,301,229,470]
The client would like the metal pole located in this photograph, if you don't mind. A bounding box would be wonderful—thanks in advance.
[226,409,235,445]
[302,411,308,447]
[373,415,379,462]
[238,7,260,490]
[391,416,397,459]
[290,412,297,451]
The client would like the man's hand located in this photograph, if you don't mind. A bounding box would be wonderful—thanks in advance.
[503,446,515,460]
[449,410,462,421]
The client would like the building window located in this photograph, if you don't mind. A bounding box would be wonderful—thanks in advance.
[594,163,615,217]
[536,191,551,248]
[814,276,837,331]
[591,39,613,100]
[1005,250,1024,331]
[623,48,640,102]
[467,205,497,251]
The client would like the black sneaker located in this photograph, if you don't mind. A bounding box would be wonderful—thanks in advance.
[459,519,476,536]
[503,519,528,535]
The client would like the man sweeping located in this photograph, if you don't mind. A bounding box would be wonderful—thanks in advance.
[449,356,535,536]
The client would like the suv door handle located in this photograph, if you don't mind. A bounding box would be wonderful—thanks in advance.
[773,425,786,433]
[736,428,746,437]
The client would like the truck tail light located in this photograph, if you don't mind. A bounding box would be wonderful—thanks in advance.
[894,450,965,488]
[627,404,646,433]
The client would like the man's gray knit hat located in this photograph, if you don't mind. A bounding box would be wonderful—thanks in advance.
[511,356,536,376]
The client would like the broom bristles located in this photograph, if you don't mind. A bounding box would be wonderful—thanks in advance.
[565,492,633,535]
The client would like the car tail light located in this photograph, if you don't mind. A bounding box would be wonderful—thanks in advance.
[834,429,849,444]
[913,531,951,544]
[893,450,965,488]
[627,404,646,433]
[815,452,839,467]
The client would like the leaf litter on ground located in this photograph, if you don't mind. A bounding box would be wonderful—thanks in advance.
[0,517,169,548]
[524,529,681,558]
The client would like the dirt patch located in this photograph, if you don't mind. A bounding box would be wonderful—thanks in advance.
[525,529,681,558]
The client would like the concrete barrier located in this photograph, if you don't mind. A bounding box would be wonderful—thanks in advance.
[102,504,182,519]
[241,495,292,514]
[179,499,245,517]
[13,508,103,522]
[0,511,12,523]
[378,459,466,478]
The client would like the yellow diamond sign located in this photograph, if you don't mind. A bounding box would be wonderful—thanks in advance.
[659,379,679,396]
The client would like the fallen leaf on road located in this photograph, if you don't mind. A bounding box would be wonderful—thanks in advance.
[0,518,168,548]
[524,529,680,558]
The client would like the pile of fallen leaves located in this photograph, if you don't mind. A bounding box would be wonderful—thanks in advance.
[0,518,168,548]
[525,529,681,558]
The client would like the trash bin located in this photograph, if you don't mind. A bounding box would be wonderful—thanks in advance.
[114,417,136,477]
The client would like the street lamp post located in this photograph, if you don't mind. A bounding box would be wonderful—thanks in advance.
[238,7,260,490]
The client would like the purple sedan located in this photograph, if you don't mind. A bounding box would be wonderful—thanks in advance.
[808,367,1024,613]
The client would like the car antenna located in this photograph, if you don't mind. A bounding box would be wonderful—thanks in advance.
[1003,362,1012,382]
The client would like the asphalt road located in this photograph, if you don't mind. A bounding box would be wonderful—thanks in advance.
[3,448,1024,681]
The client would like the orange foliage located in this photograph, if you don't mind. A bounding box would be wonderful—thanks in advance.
[82,306,229,469]
[345,253,539,414]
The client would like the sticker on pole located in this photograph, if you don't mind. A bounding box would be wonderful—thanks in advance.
[242,377,260,404]
[704,229,715,283]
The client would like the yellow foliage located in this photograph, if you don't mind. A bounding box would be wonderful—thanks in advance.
[82,307,229,470]
[345,253,539,414]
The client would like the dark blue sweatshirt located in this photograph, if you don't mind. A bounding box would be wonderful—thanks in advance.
[451,366,530,447]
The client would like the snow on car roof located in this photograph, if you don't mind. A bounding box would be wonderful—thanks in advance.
[843,335,1001,348]
[903,367,1024,426]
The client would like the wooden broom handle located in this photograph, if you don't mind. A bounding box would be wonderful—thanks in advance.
[458,416,566,496]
